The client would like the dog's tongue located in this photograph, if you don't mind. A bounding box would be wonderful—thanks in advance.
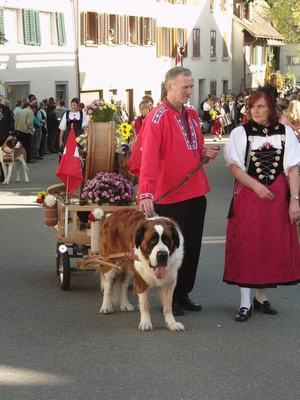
[154,265,166,279]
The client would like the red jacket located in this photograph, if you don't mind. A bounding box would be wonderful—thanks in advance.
[138,100,210,204]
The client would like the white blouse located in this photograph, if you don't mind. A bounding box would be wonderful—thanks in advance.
[224,124,300,174]
[59,111,88,132]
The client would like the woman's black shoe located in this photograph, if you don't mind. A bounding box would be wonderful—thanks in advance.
[253,297,278,314]
[235,306,252,322]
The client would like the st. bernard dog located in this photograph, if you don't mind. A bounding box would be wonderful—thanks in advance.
[0,137,29,184]
[98,208,185,331]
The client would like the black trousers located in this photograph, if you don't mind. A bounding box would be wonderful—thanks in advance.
[155,196,207,299]
[16,131,32,162]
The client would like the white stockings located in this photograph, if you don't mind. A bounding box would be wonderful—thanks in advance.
[239,287,268,309]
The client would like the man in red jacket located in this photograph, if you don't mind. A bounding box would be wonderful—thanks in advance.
[139,67,219,315]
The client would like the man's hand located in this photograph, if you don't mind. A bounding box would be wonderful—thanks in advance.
[205,145,220,160]
[139,198,155,218]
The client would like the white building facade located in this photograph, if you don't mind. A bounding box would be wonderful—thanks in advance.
[280,43,300,86]
[0,0,78,106]
[78,0,233,117]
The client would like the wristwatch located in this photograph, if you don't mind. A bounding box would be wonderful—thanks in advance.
[290,195,299,200]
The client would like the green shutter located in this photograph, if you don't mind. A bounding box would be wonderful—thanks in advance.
[56,12,66,46]
[23,9,40,46]
[34,11,41,45]
[0,8,4,36]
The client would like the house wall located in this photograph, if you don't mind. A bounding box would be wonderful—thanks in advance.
[0,0,77,104]
[280,43,300,85]
[232,20,244,94]
[78,0,233,113]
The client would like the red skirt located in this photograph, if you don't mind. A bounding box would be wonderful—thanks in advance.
[212,119,223,135]
[224,173,300,287]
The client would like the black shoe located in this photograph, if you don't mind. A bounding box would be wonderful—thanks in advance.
[172,301,184,316]
[177,295,202,311]
[235,306,252,322]
[253,297,278,315]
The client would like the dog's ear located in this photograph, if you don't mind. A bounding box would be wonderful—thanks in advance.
[170,224,180,249]
[134,222,146,249]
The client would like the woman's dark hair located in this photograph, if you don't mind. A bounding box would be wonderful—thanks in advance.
[246,90,279,125]
[71,97,80,105]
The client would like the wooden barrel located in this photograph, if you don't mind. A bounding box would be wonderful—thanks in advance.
[85,121,115,180]
[44,206,58,226]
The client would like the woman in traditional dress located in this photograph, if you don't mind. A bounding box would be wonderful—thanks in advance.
[59,98,88,148]
[224,90,300,322]
[280,100,300,142]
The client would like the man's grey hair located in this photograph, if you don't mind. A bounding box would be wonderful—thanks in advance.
[165,67,192,85]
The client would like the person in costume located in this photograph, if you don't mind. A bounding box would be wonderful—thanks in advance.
[59,98,88,148]
[224,90,300,322]
[280,100,300,142]
[138,67,219,316]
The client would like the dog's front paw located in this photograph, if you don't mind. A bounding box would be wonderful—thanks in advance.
[166,321,185,331]
[139,319,153,331]
[120,302,134,312]
[99,304,114,314]
[25,179,30,183]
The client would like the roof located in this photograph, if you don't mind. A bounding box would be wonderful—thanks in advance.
[234,6,284,42]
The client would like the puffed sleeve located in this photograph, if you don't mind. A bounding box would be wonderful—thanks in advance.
[283,125,300,174]
[59,112,67,131]
[223,125,247,171]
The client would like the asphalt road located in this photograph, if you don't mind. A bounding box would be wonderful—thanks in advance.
[0,148,300,400]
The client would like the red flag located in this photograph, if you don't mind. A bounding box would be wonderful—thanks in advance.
[56,127,83,193]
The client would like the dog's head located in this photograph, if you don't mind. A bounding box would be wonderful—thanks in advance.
[134,217,183,279]
[5,137,18,149]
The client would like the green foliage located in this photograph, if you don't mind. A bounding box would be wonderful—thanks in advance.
[0,32,7,45]
[284,69,296,87]
[265,0,300,43]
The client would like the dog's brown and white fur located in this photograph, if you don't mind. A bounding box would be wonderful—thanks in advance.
[98,208,184,331]
[0,137,29,184]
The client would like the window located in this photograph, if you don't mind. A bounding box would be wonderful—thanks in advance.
[140,17,153,45]
[222,80,228,94]
[39,12,55,46]
[6,82,30,107]
[210,81,217,96]
[128,16,139,45]
[242,3,250,20]
[0,7,4,37]
[3,8,23,44]
[81,90,104,105]
[286,56,300,65]
[210,30,216,58]
[56,12,66,46]
[210,0,215,11]
[156,27,187,58]
[222,32,229,58]
[23,9,41,46]
[192,28,200,57]
[250,46,258,65]
[80,12,97,44]
[55,82,68,103]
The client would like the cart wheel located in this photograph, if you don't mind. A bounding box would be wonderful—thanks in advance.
[58,244,71,290]
[56,244,61,275]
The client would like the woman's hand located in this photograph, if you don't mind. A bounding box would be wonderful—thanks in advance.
[253,181,274,200]
[289,198,300,224]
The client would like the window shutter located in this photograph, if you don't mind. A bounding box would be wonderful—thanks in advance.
[29,10,37,45]
[103,13,109,44]
[97,14,103,44]
[171,28,178,58]
[136,16,140,45]
[80,12,87,45]
[119,15,124,44]
[34,11,41,45]
[183,29,187,57]
[140,17,145,45]
[150,18,156,45]
[156,26,162,57]
[125,15,130,45]
[56,12,66,46]
[116,15,120,44]
[0,8,4,36]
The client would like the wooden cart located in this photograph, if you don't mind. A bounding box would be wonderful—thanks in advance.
[48,184,136,290]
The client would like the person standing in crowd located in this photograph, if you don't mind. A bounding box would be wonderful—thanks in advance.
[59,97,88,148]
[202,96,212,133]
[47,103,59,153]
[280,100,300,142]
[15,100,34,163]
[223,90,300,322]
[55,99,67,123]
[31,101,43,160]
[39,101,48,156]
[132,100,151,136]
[13,100,23,119]
[0,100,15,181]
[138,67,219,316]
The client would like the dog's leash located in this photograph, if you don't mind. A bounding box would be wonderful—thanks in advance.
[153,147,220,204]
[80,250,139,271]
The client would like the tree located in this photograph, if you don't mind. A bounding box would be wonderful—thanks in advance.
[265,0,300,43]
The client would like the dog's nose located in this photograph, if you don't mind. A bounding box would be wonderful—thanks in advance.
[156,250,168,265]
